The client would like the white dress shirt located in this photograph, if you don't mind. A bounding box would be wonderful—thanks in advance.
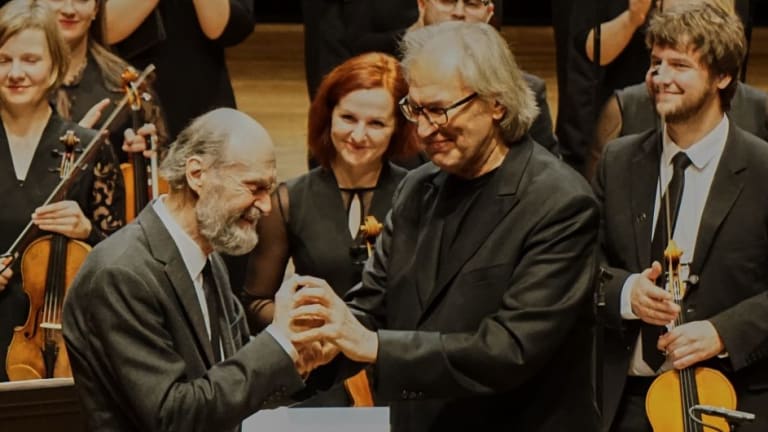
[152,197,297,361]
[620,115,729,376]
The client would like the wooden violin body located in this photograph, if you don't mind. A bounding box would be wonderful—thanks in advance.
[342,215,383,407]
[120,66,166,222]
[645,240,738,431]
[6,235,90,380]
[121,159,168,221]
[647,368,737,432]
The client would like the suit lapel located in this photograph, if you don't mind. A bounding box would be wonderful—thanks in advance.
[139,205,216,367]
[414,175,445,309]
[419,140,528,317]
[630,131,662,268]
[690,126,746,276]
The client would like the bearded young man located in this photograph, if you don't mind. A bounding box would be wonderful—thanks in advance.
[594,3,768,431]
[62,108,326,432]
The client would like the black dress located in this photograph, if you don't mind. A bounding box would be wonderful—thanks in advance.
[0,113,125,381]
[56,53,167,163]
[115,0,255,140]
[243,162,407,406]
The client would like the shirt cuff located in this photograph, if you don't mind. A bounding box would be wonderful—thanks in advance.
[265,324,298,362]
[621,274,640,319]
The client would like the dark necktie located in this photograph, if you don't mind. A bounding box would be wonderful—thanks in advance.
[202,260,222,363]
[642,151,692,372]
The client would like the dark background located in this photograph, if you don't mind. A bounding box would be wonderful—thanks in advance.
[255,1,767,26]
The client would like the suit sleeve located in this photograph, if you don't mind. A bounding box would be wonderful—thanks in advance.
[592,143,633,330]
[525,77,560,156]
[709,289,768,371]
[64,265,304,432]
[359,189,600,400]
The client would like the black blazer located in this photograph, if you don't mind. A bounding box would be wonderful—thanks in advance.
[615,82,768,141]
[63,205,304,432]
[332,138,600,431]
[594,125,768,431]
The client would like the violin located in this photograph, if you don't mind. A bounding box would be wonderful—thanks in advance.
[350,216,384,266]
[1,65,158,380]
[644,242,737,431]
[5,131,91,380]
[119,66,165,221]
[343,215,383,407]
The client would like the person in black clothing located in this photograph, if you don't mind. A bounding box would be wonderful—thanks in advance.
[103,0,254,141]
[42,0,166,163]
[0,0,124,381]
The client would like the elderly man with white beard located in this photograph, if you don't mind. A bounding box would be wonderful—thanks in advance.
[62,108,328,432]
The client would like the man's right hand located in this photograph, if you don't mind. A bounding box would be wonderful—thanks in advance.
[630,261,680,325]
[0,257,13,292]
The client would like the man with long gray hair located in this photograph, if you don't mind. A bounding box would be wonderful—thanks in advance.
[283,21,600,432]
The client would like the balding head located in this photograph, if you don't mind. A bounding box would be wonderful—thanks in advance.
[160,108,277,255]
[160,108,275,192]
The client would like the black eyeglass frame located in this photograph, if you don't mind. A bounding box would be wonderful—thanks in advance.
[398,92,479,126]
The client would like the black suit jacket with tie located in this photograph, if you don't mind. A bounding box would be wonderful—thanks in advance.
[63,205,305,432]
[326,137,600,431]
[594,124,768,431]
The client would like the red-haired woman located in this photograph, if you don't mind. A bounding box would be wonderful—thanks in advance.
[241,52,417,404]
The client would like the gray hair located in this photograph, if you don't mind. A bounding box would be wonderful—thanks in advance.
[159,112,229,191]
[400,21,538,143]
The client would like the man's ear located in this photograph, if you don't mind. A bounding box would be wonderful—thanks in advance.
[485,3,495,24]
[186,156,205,195]
[492,99,506,121]
[715,74,733,91]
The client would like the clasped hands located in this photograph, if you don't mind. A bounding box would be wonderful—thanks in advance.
[272,275,378,376]
[630,261,725,369]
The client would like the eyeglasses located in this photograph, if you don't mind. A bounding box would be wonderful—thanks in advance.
[398,92,478,126]
[430,0,492,13]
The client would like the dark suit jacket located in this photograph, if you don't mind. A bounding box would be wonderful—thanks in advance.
[523,72,560,156]
[329,137,599,431]
[616,82,768,141]
[594,125,768,432]
[62,205,304,432]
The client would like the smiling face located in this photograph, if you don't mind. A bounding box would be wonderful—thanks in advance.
[195,123,277,256]
[647,43,731,124]
[0,28,54,110]
[43,0,97,48]
[406,58,505,178]
[330,87,396,171]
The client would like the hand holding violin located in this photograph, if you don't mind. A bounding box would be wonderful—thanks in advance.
[658,320,725,370]
[123,122,158,158]
[630,261,681,325]
[32,200,92,240]
[0,257,12,292]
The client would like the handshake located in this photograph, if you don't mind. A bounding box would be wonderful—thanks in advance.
[271,275,379,376]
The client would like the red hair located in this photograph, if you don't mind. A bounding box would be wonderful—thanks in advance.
[308,52,418,168]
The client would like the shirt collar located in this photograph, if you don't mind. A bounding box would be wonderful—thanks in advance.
[153,196,208,280]
[663,115,729,170]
